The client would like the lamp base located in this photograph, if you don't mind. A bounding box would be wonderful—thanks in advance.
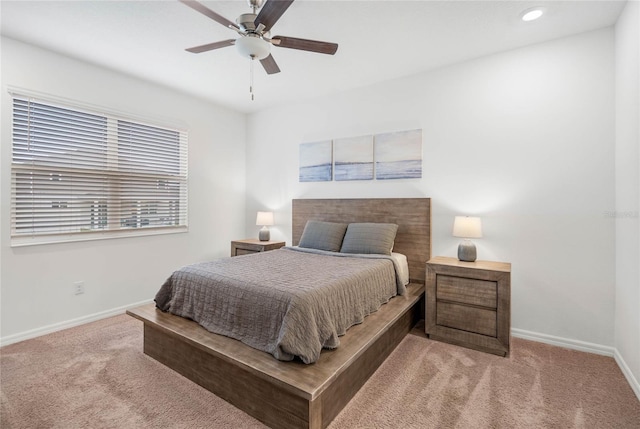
[457,240,477,262]
[259,226,270,242]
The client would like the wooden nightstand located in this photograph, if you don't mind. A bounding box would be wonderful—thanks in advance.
[425,256,511,356]
[230,239,286,257]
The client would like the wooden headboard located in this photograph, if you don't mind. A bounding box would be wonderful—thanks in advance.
[292,198,431,284]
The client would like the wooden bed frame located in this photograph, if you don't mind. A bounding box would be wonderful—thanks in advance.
[127,198,431,429]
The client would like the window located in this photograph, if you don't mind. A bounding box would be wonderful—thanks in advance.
[10,94,188,245]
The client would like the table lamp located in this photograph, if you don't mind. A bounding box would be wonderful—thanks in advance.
[453,216,482,262]
[256,211,274,241]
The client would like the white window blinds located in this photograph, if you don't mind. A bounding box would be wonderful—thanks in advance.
[11,95,188,245]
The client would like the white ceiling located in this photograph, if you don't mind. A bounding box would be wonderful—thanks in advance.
[1,0,627,113]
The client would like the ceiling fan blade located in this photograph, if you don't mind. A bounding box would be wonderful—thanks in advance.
[186,39,235,53]
[260,54,281,74]
[180,0,239,31]
[271,36,338,55]
[254,0,294,32]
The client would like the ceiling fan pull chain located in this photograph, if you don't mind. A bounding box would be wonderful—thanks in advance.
[249,56,255,101]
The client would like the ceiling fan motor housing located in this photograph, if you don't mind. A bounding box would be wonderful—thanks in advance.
[237,13,258,32]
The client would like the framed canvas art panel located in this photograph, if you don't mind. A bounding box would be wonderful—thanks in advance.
[334,135,374,181]
[375,129,422,180]
[299,140,333,182]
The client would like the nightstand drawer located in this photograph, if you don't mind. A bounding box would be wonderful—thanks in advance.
[436,302,497,337]
[235,248,258,256]
[436,275,497,308]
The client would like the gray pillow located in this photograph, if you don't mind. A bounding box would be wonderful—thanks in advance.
[340,223,398,255]
[298,220,348,252]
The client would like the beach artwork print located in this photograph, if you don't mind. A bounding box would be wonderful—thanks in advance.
[374,129,422,179]
[299,140,333,182]
[333,135,374,181]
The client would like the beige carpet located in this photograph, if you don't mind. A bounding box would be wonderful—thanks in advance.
[1,315,639,428]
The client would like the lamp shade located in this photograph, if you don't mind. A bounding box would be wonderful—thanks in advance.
[256,211,274,226]
[453,216,483,238]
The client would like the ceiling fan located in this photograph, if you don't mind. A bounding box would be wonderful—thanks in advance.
[180,0,339,77]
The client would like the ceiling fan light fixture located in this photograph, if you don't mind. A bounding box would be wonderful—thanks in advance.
[235,35,270,60]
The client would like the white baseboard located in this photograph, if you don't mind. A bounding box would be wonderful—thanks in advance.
[0,299,153,347]
[614,348,640,401]
[512,328,640,401]
[511,327,616,357]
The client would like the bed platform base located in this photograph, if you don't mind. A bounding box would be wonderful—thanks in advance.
[127,282,424,429]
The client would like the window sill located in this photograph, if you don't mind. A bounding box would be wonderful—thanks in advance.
[10,226,188,247]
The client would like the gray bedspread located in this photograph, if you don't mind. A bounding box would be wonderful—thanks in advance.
[155,247,404,364]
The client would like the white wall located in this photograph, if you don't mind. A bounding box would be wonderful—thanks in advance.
[246,29,616,349]
[615,0,640,397]
[0,37,247,342]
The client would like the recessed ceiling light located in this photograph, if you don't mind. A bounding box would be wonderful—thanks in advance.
[521,7,544,22]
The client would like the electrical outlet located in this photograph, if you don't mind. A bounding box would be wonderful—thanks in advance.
[74,281,85,295]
